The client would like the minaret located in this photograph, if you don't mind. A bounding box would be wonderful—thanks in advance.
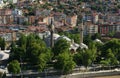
[49,18,54,48]
[79,5,85,45]
[80,20,83,45]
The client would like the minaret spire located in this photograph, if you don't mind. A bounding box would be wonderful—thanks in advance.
[50,18,54,48]
[80,21,83,44]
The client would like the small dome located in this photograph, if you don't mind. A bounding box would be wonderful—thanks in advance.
[53,34,60,40]
[79,43,88,49]
[58,35,71,42]
[70,43,80,51]
[0,51,9,61]
[94,39,103,44]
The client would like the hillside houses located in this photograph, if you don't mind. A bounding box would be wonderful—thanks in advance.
[0,0,119,42]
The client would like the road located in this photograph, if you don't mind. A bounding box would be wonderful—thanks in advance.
[95,75,120,78]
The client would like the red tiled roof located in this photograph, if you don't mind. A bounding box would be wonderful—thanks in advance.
[0,28,13,33]
[27,26,48,33]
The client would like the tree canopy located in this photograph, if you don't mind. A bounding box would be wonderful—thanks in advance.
[54,52,76,74]
[53,39,70,56]
[10,34,52,72]
[0,37,5,50]
[8,60,20,74]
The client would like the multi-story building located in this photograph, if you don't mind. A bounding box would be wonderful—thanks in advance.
[84,21,98,35]
[0,29,16,42]
[0,9,14,24]
[28,16,35,25]
[92,12,99,24]
[66,14,77,27]
[98,23,120,36]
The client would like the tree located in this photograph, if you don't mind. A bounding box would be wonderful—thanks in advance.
[100,49,119,66]
[91,33,101,40]
[83,34,92,46]
[17,34,27,48]
[73,50,83,66]
[37,48,52,72]
[81,49,92,68]
[37,51,52,72]
[74,42,97,67]
[53,39,70,56]
[26,34,46,49]
[27,42,43,64]
[26,34,36,48]
[94,42,103,63]
[8,60,20,74]
[108,31,115,37]
[10,35,27,61]
[25,34,52,72]
[101,39,120,62]
[7,3,16,9]
[58,28,80,44]
[0,38,5,50]
[9,33,52,72]
[27,42,52,72]
[10,47,26,61]
[54,52,76,74]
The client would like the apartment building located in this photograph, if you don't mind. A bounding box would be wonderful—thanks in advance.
[66,14,77,27]
[98,24,120,35]
[84,21,98,35]
[0,9,13,24]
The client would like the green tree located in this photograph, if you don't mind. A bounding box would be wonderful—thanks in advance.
[27,42,43,64]
[100,60,109,66]
[10,47,26,61]
[81,49,92,68]
[54,52,76,74]
[28,42,52,72]
[26,34,52,72]
[108,31,115,37]
[53,39,70,56]
[100,49,119,66]
[10,35,26,61]
[84,34,92,46]
[0,38,5,50]
[17,34,27,48]
[74,44,97,67]
[94,42,103,63]
[9,33,52,72]
[91,33,101,40]
[37,48,52,72]
[73,50,83,65]
[7,3,16,9]
[8,60,20,74]
[101,39,120,62]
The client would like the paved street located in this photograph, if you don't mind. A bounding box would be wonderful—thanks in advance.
[95,75,120,78]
